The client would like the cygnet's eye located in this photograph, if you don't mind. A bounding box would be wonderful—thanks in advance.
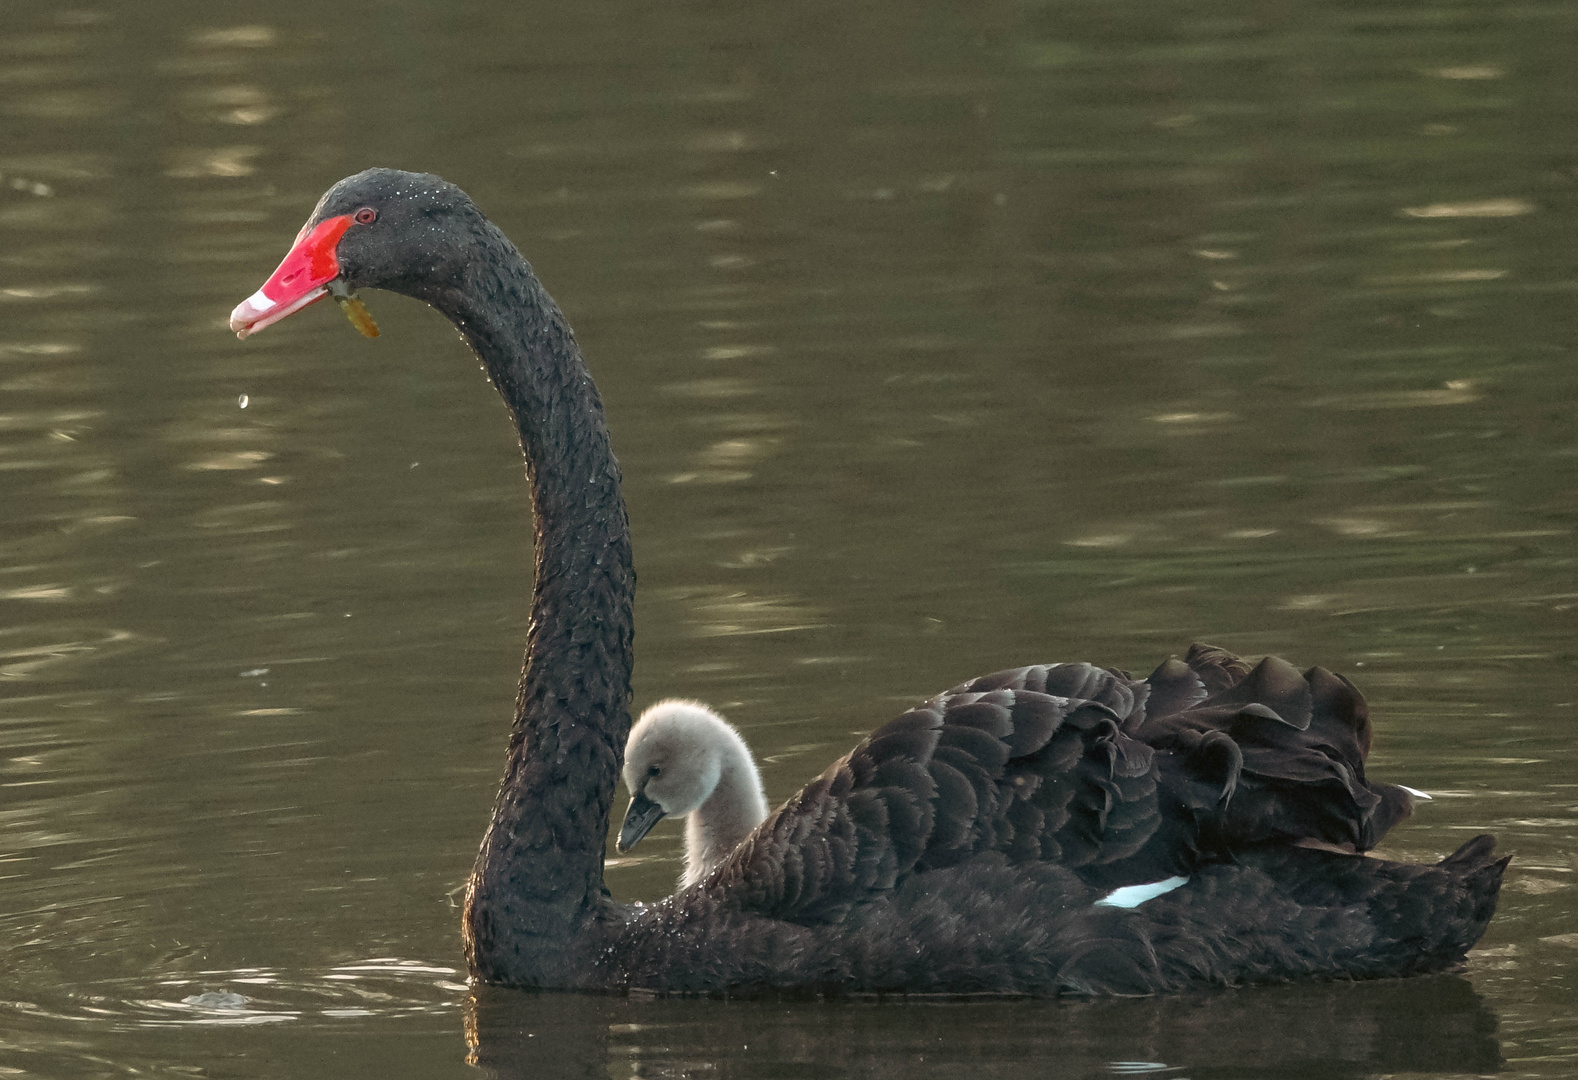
[647,765,662,778]
[354,207,378,225]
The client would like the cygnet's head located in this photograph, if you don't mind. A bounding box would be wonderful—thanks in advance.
[617,700,740,853]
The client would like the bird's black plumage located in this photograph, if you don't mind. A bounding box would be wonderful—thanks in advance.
[236,168,1507,995]
[600,646,1504,994]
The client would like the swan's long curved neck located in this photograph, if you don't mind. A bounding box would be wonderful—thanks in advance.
[438,221,635,985]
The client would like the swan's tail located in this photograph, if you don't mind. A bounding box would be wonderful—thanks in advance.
[1366,834,1509,975]
[1439,834,1510,939]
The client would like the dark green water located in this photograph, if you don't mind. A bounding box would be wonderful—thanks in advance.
[2,1,1575,1076]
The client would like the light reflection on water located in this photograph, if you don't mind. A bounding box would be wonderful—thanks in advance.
[1,0,1576,1077]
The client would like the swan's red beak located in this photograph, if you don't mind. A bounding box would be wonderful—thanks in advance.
[229,214,355,338]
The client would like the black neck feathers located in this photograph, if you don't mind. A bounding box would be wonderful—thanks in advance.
[438,221,635,985]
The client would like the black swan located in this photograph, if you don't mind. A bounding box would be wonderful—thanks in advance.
[230,168,1508,994]
[618,700,770,887]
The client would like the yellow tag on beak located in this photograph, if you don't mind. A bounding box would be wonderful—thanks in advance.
[336,294,380,338]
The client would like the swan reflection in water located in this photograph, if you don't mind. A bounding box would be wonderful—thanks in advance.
[462,974,1502,1079]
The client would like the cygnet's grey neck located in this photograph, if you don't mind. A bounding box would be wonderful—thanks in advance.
[682,736,768,887]
[619,700,768,888]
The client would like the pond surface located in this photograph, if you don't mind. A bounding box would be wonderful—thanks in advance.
[2,0,1576,1076]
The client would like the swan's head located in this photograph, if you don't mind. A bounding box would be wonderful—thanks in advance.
[617,700,736,853]
[229,168,483,339]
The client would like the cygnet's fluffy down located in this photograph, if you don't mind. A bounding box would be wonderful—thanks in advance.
[618,700,768,888]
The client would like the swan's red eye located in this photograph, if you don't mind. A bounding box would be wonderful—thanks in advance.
[354,207,377,225]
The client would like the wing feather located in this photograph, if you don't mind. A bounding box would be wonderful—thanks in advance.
[710,645,1415,922]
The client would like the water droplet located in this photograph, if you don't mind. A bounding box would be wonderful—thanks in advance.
[238,394,249,409]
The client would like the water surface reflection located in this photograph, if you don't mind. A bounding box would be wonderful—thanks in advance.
[468,977,1502,1079]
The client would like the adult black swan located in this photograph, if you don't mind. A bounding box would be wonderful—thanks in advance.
[230,168,1507,995]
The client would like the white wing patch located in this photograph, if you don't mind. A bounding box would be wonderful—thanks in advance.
[1094,876,1189,909]
[1400,785,1432,800]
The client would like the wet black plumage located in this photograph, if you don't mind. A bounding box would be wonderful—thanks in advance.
[603,648,1504,994]
[247,168,1507,995]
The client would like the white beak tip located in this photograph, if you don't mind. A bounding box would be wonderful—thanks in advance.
[229,289,274,337]
[228,285,329,340]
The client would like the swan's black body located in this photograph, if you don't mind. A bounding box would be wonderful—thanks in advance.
[242,169,1507,994]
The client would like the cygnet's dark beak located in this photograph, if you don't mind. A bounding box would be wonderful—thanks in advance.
[617,791,667,852]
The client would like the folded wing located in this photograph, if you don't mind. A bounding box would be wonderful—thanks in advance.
[708,644,1417,923]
